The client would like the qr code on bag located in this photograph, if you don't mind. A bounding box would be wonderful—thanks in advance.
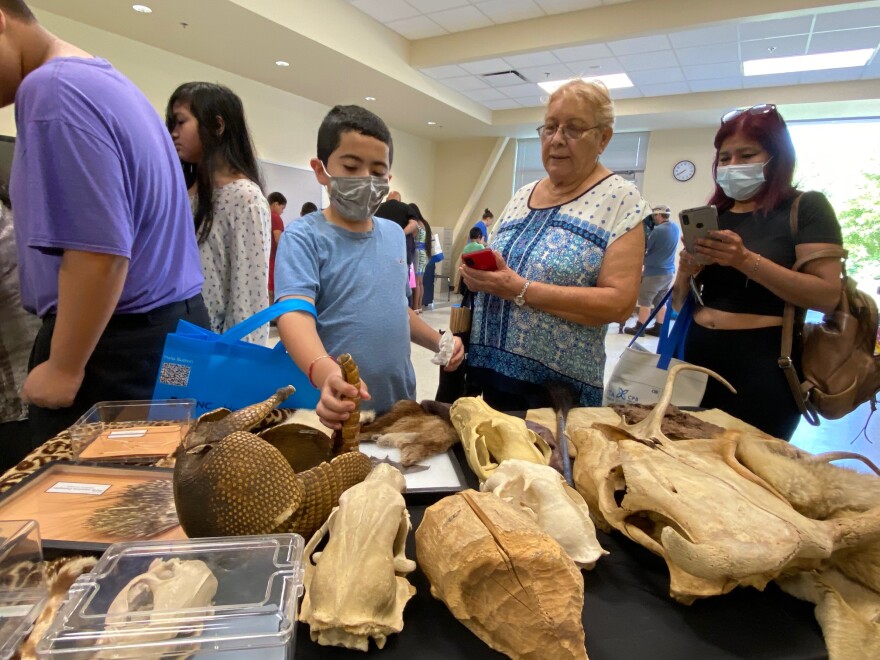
[159,362,190,387]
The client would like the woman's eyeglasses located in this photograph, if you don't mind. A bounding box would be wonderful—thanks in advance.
[721,104,778,124]
[536,124,600,141]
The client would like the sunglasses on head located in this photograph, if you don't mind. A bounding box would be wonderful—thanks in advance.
[721,103,778,124]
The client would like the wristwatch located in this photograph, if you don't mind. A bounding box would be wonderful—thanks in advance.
[514,280,531,307]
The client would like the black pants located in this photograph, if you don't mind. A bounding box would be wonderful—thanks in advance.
[27,295,209,447]
[683,322,802,440]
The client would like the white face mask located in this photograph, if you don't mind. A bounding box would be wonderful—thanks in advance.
[715,162,767,201]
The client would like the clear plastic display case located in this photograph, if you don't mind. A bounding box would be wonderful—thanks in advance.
[0,520,48,660]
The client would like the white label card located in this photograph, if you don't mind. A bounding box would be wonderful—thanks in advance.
[108,429,147,438]
[46,482,112,496]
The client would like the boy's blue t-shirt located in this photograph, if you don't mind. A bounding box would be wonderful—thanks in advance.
[274,211,416,414]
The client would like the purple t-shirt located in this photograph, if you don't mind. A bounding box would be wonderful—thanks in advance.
[10,57,202,316]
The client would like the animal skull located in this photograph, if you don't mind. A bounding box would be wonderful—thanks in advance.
[300,464,416,651]
[482,459,607,569]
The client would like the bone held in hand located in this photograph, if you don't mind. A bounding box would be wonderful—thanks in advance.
[336,353,362,453]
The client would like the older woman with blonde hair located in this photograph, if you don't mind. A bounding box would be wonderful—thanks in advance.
[461,80,649,409]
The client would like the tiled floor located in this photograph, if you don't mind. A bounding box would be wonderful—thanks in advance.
[274,301,878,470]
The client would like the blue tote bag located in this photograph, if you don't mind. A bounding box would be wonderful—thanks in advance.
[152,300,320,414]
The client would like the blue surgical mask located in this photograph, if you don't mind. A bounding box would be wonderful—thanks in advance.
[715,162,767,201]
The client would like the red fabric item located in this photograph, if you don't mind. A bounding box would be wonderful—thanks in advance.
[268,212,284,292]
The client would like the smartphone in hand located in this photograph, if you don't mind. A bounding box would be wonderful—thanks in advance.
[679,205,720,265]
[461,249,498,271]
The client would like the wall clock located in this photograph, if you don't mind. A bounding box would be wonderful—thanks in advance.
[673,160,696,182]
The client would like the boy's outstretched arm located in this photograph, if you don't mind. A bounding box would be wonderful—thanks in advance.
[276,295,370,430]
[408,309,465,372]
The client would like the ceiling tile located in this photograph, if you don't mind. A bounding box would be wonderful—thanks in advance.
[675,42,740,66]
[462,87,509,101]
[484,98,526,110]
[349,0,420,23]
[460,58,512,75]
[517,62,574,82]
[442,75,490,91]
[814,7,880,32]
[688,77,743,93]
[483,71,532,86]
[407,0,470,12]
[566,57,625,76]
[609,87,643,100]
[553,43,613,62]
[499,82,545,98]
[535,0,602,15]
[669,25,739,49]
[385,16,447,39]
[476,0,545,24]
[742,72,801,88]
[683,61,742,81]
[738,16,813,41]
[638,81,691,97]
[429,5,494,32]
[617,49,680,71]
[608,34,672,56]
[799,67,865,84]
[420,64,468,79]
[505,51,561,68]
[808,27,880,55]
[740,35,808,61]
[517,95,549,108]
[628,67,685,85]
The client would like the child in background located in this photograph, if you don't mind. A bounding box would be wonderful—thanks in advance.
[463,227,486,254]
[167,82,271,343]
[274,105,464,428]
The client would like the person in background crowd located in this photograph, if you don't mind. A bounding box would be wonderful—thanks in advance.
[473,208,493,242]
[625,204,680,336]
[462,80,648,410]
[409,202,433,314]
[0,183,40,468]
[1,0,207,445]
[464,226,486,253]
[376,190,418,305]
[267,191,286,303]
[275,105,463,427]
[301,201,318,216]
[674,104,843,440]
[167,82,270,343]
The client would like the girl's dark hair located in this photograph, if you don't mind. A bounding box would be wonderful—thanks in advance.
[482,208,493,220]
[0,182,10,209]
[409,203,432,258]
[166,82,263,243]
[0,1,35,21]
[708,109,798,215]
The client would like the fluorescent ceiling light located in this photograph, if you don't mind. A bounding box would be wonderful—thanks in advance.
[538,73,634,94]
[132,4,152,13]
[275,60,290,67]
[364,96,376,101]
[743,49,874,76]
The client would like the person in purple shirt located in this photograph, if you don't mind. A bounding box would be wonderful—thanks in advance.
[0,0,207,445]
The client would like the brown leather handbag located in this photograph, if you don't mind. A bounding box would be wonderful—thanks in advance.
[780,196,880,425]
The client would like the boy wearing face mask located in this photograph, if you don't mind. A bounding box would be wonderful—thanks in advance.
[274,105,464,429]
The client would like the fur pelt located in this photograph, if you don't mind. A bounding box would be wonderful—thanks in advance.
[358,400,458,466]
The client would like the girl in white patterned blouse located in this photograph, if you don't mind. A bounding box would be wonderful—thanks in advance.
[166,82,270,344]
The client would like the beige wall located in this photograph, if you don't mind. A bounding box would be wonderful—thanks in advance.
[641,127,718,217]
[431,138,499,229]
[0,9,436,218]
[474,140,516,236]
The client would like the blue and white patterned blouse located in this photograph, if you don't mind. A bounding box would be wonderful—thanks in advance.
[469,174,649,406]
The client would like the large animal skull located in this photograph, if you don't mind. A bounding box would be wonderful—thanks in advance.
[300,464,416,651]
[104,558,218,654]
[482,459,607,569]
[451,397,551,482]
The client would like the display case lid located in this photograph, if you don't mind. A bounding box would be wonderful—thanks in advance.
[0,520,48,660]
[37,534,303,657]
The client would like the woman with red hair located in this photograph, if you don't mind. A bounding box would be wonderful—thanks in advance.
[672,105,843,440]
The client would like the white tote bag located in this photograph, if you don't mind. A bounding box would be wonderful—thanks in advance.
[603,294,707,407]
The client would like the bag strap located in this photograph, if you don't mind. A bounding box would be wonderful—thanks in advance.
[657,294,695,369]
[780,194,821,425]
[219,299,317,345]
[626,289,672,346]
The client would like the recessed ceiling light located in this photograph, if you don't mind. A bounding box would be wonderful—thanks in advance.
[427,121,437,125]
[537,73,634,94]
[132,4,152,13]
[744,49,873,76]
[365,96,376,101]
[275,60,290,67]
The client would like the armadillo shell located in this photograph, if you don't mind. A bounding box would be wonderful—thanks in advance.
[259,424,333,473]
[174,431,303,537]
[283,451,372,540]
